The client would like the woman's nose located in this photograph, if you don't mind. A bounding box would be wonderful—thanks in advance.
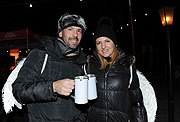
[101,43,106,49]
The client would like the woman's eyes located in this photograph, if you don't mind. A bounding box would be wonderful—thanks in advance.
[96,39,110,45]
[96,42,100,45]
[106,39,110,42]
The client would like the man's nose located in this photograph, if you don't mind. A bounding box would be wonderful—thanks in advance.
[73,30,78,37]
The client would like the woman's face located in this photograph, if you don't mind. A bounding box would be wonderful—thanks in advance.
[96,37,115,57]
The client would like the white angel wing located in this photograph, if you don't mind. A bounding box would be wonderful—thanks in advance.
[137,70,157,122]
[2,53,48,114]
[2,58,26,113]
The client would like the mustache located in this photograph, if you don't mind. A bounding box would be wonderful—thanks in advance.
[69,37,79,41]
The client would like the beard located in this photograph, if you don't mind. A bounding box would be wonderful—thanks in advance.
[69,37,79,48]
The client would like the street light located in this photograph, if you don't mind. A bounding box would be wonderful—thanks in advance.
[159,7,174,122]
[159,7,174,26]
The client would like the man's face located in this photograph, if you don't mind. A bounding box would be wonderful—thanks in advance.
[59,26,83,48]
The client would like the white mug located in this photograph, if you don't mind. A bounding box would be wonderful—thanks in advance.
[74,76,88,104]
[87,74,97,100]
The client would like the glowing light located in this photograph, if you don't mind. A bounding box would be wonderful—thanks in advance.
[29,3,32,7]
[10,49,19,65]
[159,7,174,26]
[166,17,170,22]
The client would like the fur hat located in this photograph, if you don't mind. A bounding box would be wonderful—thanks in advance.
[58,13,87,34]
[93,17,117,45]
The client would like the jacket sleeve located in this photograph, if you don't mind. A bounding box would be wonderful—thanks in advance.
[128,65,148,122]
[12,49,57,104]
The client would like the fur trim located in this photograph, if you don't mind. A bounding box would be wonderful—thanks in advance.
[58,13,87,34]
[119,54,135,68]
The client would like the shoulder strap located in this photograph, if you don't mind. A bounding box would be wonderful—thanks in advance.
[128,65,133,88]
[83,55,90,75]
[41,53,48,74]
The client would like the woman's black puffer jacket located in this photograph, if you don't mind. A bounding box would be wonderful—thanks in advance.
[88,50,147,122]
[12,37,87,122]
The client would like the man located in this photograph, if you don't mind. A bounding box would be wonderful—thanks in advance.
[12,13,87,122]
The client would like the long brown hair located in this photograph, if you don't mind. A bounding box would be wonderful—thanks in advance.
[97,47,120,70]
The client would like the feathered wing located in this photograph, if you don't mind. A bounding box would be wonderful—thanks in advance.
[2,58,26,113]
[137,70,157,122]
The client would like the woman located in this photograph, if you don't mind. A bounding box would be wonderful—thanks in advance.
[87,17,148,122]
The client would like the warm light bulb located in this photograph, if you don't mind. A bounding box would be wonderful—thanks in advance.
[29,4,32,7]
[166,17,170,22]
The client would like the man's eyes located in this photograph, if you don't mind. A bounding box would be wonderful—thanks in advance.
[77,30,82,33]
[68,28,82,33]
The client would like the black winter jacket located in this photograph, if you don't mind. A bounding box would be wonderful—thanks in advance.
[87,50,147,122]
[12,37,87,122]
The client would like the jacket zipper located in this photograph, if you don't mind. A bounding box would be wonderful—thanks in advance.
[104,66,110,122]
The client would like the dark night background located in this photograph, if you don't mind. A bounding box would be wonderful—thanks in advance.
[0,0,180,122]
